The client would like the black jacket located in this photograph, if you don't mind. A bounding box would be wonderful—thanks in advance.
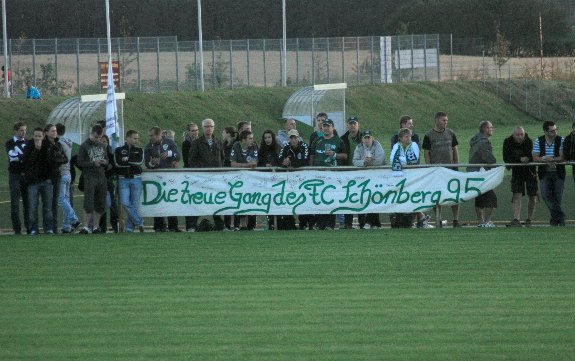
[502,134,536,178]
[114,143,144,177]
[279,141,309,168]
[189,135,223,168]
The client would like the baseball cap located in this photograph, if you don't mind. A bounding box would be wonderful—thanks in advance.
[323,119,334,126]
[361,130,372,138]
[347,116,359,124]
[287,129,300,138]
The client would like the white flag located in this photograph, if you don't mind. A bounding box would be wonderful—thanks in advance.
[105,62,119,149]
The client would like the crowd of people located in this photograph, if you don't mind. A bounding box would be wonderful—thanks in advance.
[5,111,575,235]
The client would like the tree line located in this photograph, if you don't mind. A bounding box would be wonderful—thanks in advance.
[7,0,574,55]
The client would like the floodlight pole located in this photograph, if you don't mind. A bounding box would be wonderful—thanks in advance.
[2,0,9,98]
[105,0,113,72]
[198,0,205,92]
[281,0,287,87]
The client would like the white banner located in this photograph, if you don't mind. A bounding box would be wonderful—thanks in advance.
[105,60,119,149]
[140,167,505,217]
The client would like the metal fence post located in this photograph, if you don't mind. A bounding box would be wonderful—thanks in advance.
[137,37,141,92]
[55,38,59,97]
[450,33,453,81]
[211,40,215,89]
[524,77,528,113]
[263,39,267,87]
[97,38,101,89]
[175,37,180,91]
[341,37,345,83]
[370,36,374,84]
[117,38,122,91]
[32,39,36,86]
[246,39,250,87]
[194,41,198,90]
[229,40,233,89]
[326,37,330,84]
[508,62,511,102]
[356,37,359,84]
[410,34,414,81]
[436,34,441,81]
[397,35,402,83]
[423,34,427,81]
[76,38,80,95]
[482,50,485,85]
[295,38,299,84]
[384,36,388,84]
[312,37,316,84]
[156,37,161,92]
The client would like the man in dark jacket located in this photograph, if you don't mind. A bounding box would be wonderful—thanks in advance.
[145,126,181,232]
[115,129,145,233]
[468,120,497,227]
[5,121,29,234]
[502,127,538,227]
[23,128,55,235]
[187,118,224,231]
[563,122,575,183]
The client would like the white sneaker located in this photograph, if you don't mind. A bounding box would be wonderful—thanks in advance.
[186,228,196,233]
[421,222,435,229]
[362,224,371,230]
[483,221,496,228]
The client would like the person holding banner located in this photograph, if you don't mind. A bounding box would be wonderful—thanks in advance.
[187,118,225,232]
[230,130,259,230]
[145,126,181,232]
[468,121,498,228]
[353,130,384,229]
[422,111,461,228]
[310,118,347,230]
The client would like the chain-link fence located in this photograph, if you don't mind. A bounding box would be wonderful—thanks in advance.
[2,34,575,98]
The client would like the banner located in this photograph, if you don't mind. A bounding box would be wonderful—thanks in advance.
[105,60,120,149]
[140,167,505,217]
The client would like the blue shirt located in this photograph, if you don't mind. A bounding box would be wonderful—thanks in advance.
[26,86,41,99]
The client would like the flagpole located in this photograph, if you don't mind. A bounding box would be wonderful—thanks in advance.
[281,0,286,87]
[105,0,112,71]
[197,0,204,92]
[2,0,9,98]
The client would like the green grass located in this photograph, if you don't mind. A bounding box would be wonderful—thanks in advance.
[1,229,574,360]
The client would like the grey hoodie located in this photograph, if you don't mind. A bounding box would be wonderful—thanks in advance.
[468,133,496,172]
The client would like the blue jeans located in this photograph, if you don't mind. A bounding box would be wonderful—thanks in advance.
[28,180,54,234]
[119,177,143,232]
[9,172,29,233]
[539,172,565,225]
[58,174,79,231]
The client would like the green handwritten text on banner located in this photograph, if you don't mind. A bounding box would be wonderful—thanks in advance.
[140,167,504,216]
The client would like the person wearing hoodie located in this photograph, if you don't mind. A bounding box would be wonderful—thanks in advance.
[468,120,497,227]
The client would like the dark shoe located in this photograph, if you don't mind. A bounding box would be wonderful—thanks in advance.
[139,225,145,233]
[61,229,72,234]
[452,220,461,228]
[154,228,166,232]
[506,219,522,227]
[92,228,103,234]
[169,228,183,233]
[524,219,532,227]
[71,221,82,232]
[79,228,91,234]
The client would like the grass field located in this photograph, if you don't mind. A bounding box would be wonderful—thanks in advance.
[1,229,574,360]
